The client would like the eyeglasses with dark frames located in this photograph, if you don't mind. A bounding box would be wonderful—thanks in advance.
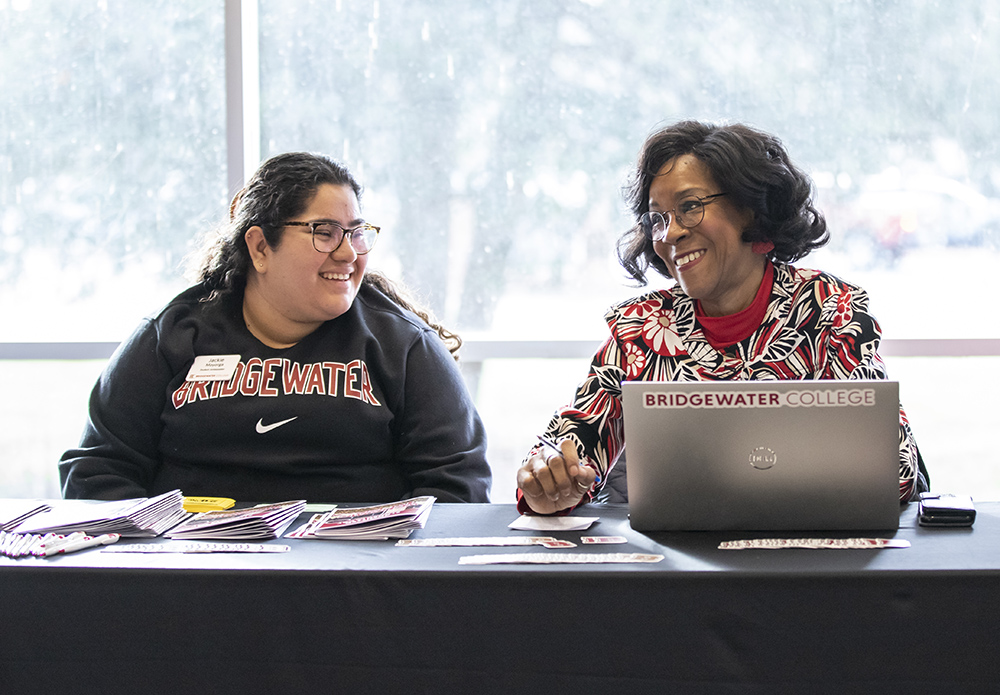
[284,220,380,255]
[639,192,727,241]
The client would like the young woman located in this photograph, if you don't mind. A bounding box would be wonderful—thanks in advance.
[61,152,491,503]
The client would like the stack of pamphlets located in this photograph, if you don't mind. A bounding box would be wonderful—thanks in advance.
[167,500,306,541]
[17,490,188,538]
[287,496,436,540]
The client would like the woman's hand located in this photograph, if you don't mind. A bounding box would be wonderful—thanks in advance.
[516,439,598,515]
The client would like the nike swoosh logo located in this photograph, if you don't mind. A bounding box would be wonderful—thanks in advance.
[255,416,298,434]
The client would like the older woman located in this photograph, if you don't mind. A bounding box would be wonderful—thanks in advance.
[61,152,491,503]
[517,120,928,515]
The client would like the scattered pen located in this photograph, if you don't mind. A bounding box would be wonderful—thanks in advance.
[536,435,601,484]
[38,532,86,555]
[44,533,120,557]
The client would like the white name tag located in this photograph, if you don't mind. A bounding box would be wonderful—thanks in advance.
[185,354,241,382]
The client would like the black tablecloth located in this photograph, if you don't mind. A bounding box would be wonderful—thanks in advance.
[2,501,998,694]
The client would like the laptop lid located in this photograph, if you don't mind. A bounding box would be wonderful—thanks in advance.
[621,380,900,531]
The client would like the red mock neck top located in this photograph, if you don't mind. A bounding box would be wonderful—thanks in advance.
[695,261,774,350]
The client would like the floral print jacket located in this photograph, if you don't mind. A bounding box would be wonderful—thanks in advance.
[530,263,924,503]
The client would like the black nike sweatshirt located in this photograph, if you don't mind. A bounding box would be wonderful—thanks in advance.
[59,282,491,504]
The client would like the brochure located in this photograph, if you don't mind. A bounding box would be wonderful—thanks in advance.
[16,490,188,538]
[167,500,306,541]
[286,496,435,540]
[0,500,52,532]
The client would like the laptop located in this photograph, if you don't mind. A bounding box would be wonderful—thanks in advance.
[621,380,901,531]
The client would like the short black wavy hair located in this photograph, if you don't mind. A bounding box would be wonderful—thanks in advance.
[617,120,829,284]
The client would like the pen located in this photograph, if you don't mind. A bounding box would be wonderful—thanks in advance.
[536,435,601,484]
[44,533,121,557]
[38,532,86,554]
[28,533,59,557]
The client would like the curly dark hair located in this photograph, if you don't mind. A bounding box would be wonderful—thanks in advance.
[194,152,361,299]
[617,120,829,284]
[191,152,463,358]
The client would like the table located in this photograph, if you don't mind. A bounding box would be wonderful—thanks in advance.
[2,501,999,694]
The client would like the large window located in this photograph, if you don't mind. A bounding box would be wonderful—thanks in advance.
[1,0,226,342]
[2,0,999,501]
